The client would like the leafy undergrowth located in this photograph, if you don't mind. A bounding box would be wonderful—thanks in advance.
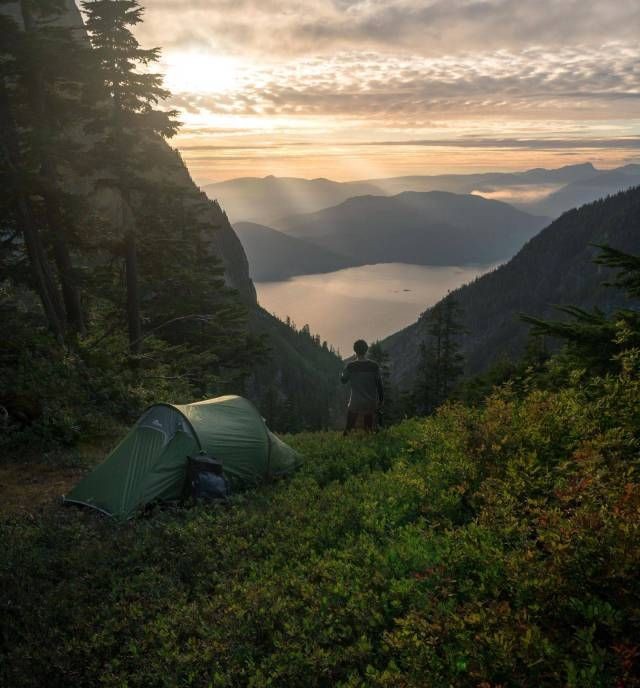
[1,365,640,687]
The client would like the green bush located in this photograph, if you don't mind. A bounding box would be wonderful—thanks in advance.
[0,324,195,458]
[1,357,639,687]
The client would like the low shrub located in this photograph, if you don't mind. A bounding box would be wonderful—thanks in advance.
[1,363,639,687]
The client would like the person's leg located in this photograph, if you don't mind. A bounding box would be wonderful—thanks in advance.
[344,410,358,435]
[363,413,373,431]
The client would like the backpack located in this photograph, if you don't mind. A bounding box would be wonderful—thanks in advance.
[186,452,231,501]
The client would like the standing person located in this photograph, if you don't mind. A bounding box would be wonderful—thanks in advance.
[341,339,384,434]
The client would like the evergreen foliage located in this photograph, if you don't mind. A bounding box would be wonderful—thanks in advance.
[248,310,343,432]
[456,336,549,406]
[521,245,640,378]
[594,243,640,298]
[368,340,397,424]
[1,0,335,447]
[0,0,87,339]
[81,0,179,352]
[414,297,466,415]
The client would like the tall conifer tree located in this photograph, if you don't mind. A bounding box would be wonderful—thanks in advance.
[18,0,87,333]
[0,4,67,339]
[81,0,179,353]
[414,297,466,414]
[521,245,640,376]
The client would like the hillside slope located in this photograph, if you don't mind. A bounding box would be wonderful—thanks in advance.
[6,0,341,430]
[234,222,355,281]
[4,369,639,686]
[247,307,345,430]
[278,191,548,266]
[383,186,640,386]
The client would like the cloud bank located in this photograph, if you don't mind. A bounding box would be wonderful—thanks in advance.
[142,0,640,58]
[129,0,640,179]
[167,46,639,122]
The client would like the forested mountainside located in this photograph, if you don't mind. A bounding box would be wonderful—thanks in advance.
[247,308,344,431]
[0,0,340,440]
[234,222,355,281]
[134,158,344,429]
[277,191,548,266]
[383,186,640,387]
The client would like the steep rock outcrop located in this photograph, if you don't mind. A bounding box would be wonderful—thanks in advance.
[2,0,256,303]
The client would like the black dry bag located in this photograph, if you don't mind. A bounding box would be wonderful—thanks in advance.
[187,452,231,501]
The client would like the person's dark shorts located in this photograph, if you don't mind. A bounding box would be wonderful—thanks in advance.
[344,410,376,433]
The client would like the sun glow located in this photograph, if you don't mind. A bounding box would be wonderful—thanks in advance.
[163,52,241,95]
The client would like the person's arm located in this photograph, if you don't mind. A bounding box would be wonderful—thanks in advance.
[341,363,351,384]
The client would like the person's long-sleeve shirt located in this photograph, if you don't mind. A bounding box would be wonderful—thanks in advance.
[341,359,384,412]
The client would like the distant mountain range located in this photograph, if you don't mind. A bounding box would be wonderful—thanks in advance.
[381,185,640,387]
[205,176,382,224]
[234,222,356,281]
[524,164,640,217]
[234,191,548,280]
[362,162,600,197]
[204,163,640,225]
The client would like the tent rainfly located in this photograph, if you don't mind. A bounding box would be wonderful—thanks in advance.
[64,395,301,518]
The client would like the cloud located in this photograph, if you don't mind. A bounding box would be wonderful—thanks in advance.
[130,0,640,180]
[166,46,640,122]
[139,0,640,58]
[176,137,640,154]
[356,137,640,149]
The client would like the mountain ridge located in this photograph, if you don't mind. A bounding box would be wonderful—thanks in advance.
[205,163,640,226]
[381,185,640,387]
[276,190,549,267]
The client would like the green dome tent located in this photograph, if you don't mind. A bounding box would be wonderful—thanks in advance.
[64,396,301,518]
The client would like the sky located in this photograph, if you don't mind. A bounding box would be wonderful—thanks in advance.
[132,0,640,184]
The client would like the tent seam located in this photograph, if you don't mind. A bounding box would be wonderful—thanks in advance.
[62,497,114,517]
[146,402,203,451]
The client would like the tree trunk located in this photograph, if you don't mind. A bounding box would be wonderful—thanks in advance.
[122,199,141,354]
[16,196,67,341]
[20,0,86,335]
[42,180,86,334]
[0,76,66,341]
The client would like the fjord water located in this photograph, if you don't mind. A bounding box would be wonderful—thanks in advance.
[256,262,498,355]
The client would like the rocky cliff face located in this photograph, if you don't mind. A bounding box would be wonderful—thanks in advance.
[201,198,257,303]
[142,149,258,303]
[2,0,257,304]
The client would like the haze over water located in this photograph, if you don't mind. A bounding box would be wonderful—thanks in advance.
[256,262,497,356]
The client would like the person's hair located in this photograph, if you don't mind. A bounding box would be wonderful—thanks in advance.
[353,339,368,356]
